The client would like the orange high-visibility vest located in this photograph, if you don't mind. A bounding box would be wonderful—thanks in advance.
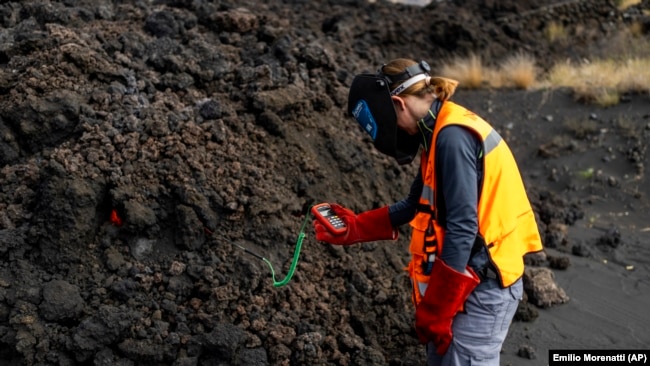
[407,101,543,304]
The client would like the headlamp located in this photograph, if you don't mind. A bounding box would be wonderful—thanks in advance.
[379,60,431,85]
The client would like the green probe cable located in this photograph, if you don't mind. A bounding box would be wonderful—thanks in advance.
[265,231,305,287]
[231,207,311,287]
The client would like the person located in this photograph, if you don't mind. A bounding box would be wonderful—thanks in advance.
[312,58,543,366]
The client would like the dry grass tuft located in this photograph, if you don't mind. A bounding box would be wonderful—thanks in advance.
[616,0,642,10]
[614,116,641,139]
[439,52,538,90]
[628,21,644,37]
[544,22,568,43]
[564,117,600,139]
[574,86,621,108]
[434,29,649,106]
[498,52,538,89]
[439,53,484,89]
[548,58,650,105]
[615,58,650,94]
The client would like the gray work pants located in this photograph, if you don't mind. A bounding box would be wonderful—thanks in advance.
[426,277,523,366]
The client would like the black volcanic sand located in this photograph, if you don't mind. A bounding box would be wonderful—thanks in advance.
[1,1,649,365]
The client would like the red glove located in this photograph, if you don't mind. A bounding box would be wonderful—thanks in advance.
[313,204,397,245]
[415,258,479,355]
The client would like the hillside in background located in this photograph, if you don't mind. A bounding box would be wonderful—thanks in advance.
[1,1,649,365]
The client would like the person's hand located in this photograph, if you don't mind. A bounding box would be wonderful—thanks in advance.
[313,204,355,244]
[415,259,479,355]
[312,203,397,245]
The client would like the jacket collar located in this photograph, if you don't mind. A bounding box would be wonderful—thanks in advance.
[417,99,442,152]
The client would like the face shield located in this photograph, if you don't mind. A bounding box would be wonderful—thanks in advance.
[347,61,431,165]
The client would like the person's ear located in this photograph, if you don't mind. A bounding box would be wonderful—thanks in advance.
[391,95,406,112]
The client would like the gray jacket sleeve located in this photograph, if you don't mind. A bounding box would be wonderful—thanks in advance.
[435,125,482,272]
[388,170,422,227]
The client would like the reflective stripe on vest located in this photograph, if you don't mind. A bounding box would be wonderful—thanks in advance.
[407,101,543,304]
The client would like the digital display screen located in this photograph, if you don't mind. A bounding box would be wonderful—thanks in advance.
[317,206,335,218]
